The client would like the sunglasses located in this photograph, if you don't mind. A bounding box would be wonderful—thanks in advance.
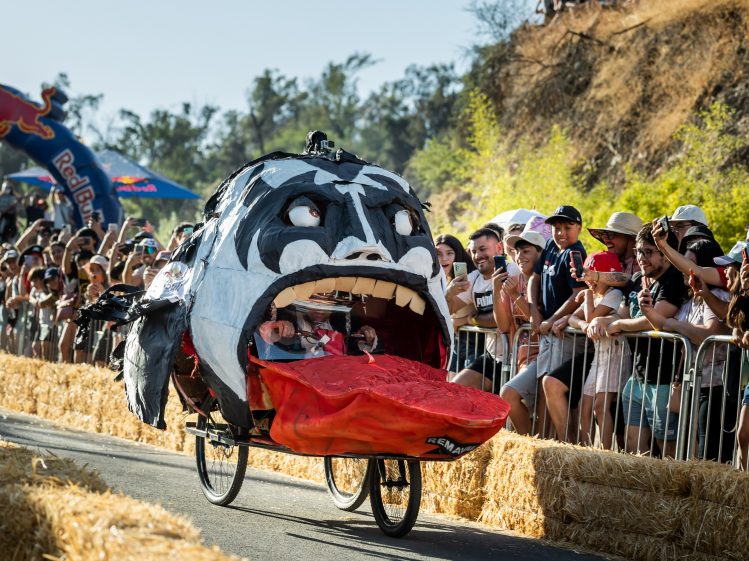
[143,246,158,255]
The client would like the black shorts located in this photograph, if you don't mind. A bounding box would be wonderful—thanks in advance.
[546,352,595,407]
[466,353,502,387]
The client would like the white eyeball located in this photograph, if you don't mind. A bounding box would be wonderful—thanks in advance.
[394,209,413,235]
[288,205,321,227]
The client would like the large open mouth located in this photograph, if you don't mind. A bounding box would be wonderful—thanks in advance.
[245,266,448,370]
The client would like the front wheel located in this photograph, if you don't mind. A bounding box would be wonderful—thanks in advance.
[369,459,422,538]
[195,396,248,506]
[324,457,372,511]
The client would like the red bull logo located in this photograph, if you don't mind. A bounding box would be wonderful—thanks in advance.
[0,86,55,140]
[52,149,95,219]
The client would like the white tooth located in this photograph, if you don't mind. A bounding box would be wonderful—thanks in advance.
[395,285,417,307]
[352,277,376,295]
[372,280,396,299]
[408,294,426,315]
[273,287,296,308]
[336,277,356,292]
[315,278,335,294]
[293,282,316,300]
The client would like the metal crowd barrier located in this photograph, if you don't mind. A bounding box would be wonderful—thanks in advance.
[686,335,749,466]
[450,325,510,393]
[0,303,124,367]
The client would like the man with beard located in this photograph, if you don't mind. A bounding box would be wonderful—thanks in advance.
[447,228,520,391]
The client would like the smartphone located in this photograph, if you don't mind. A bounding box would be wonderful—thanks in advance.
[453,262,467,277]
[107,223,118,233]
[91,210,103,223]
[62,224,72,237]
[493,255,507,273]
[133,218,148,227]
[183,226,194,235]
[658,215,670,233]
[570,250,584,278]
[134,245,144,255]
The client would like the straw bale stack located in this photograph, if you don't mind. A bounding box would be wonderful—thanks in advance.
[421,441,493,519]
[5,353,749,560]
[0,441,245,561]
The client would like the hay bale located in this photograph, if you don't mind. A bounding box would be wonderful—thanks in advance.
[479,503,549,537]
[0,441,245,561]
[562,479,690,538]
[421,441,493,520]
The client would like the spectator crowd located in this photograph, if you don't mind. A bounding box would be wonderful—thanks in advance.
[0,180,193,365]
[438,202,749,469]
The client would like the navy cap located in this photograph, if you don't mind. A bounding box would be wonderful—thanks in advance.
[545,205,582,225]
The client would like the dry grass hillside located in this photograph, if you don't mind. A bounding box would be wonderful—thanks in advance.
[483,0,749,186]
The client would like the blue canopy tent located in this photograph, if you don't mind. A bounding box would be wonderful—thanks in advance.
[6,149,201,200]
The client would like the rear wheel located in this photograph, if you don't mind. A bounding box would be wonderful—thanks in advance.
[195,396,248,506]
[324,457,372,511]
[369,459,422,538]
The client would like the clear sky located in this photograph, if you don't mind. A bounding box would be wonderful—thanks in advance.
[4,0,504,129]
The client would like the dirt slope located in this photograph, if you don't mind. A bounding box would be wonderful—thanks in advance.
[484,0,749,186]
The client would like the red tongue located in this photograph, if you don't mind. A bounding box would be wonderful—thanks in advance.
[253,354,509,457]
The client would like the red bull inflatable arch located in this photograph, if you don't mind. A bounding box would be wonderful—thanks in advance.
[0,83,121,226]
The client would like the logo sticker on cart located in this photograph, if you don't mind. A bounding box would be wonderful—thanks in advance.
[425,436,478,457]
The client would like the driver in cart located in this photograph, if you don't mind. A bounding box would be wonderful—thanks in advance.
[257,293,380,358]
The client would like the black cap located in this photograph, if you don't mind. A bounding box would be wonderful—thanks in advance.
[678,224,715,253]
[545,205,582,225]
[43,267,60,281]
[18,244,44,266]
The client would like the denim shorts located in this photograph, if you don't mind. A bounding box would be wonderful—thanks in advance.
[621,376,678,441]
[743,384,749,407]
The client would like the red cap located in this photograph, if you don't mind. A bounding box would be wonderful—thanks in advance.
[584,250,622,273]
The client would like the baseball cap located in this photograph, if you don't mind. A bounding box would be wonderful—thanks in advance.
[670,205,708,226]
[18,245,44,266]
[545,205,582,225]
[714,241,748,266]
[588,212,643,242]
[505,230,547,251]
[87,255,109,269]
[154,250,171,264]
[43,267,60,281]
[134,231,154,241]
[1,249,19,263]
[584,250,623,273]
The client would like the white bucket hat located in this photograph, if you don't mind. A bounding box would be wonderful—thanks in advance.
[588,212,643,242]
[505,230,547,251]
[670,205,708,226]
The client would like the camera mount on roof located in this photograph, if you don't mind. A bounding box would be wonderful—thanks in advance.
[304,130,336,158]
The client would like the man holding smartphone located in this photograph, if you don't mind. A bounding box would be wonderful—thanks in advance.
[446,227,520,391]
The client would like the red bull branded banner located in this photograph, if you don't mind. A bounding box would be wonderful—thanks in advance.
[0,84,121,227]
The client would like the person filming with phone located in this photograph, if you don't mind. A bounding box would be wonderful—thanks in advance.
[446,227,520,391]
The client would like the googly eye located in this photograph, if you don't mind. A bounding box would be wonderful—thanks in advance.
[288,205,321,227]
[394,209,413,235]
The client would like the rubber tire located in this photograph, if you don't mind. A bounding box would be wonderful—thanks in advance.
[324,457,373,511]
[195,397,248,506]
[369,459,422,538]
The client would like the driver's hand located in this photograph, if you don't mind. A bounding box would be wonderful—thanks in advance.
[259,320,294,343]
[357,325,376,345]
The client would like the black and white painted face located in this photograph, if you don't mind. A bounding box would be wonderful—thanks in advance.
[158,153,452,421]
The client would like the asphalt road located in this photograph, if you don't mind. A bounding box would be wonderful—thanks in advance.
[0,409,610,561]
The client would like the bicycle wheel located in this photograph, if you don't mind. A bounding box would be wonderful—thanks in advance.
[369,459,422,538]
[195,396,248,506]
[324,457,373,511]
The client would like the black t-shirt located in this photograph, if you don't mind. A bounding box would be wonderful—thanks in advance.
[533,238,587,319]
[626,266,688,385]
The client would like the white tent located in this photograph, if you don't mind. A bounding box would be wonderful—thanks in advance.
[487,208,545,229]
